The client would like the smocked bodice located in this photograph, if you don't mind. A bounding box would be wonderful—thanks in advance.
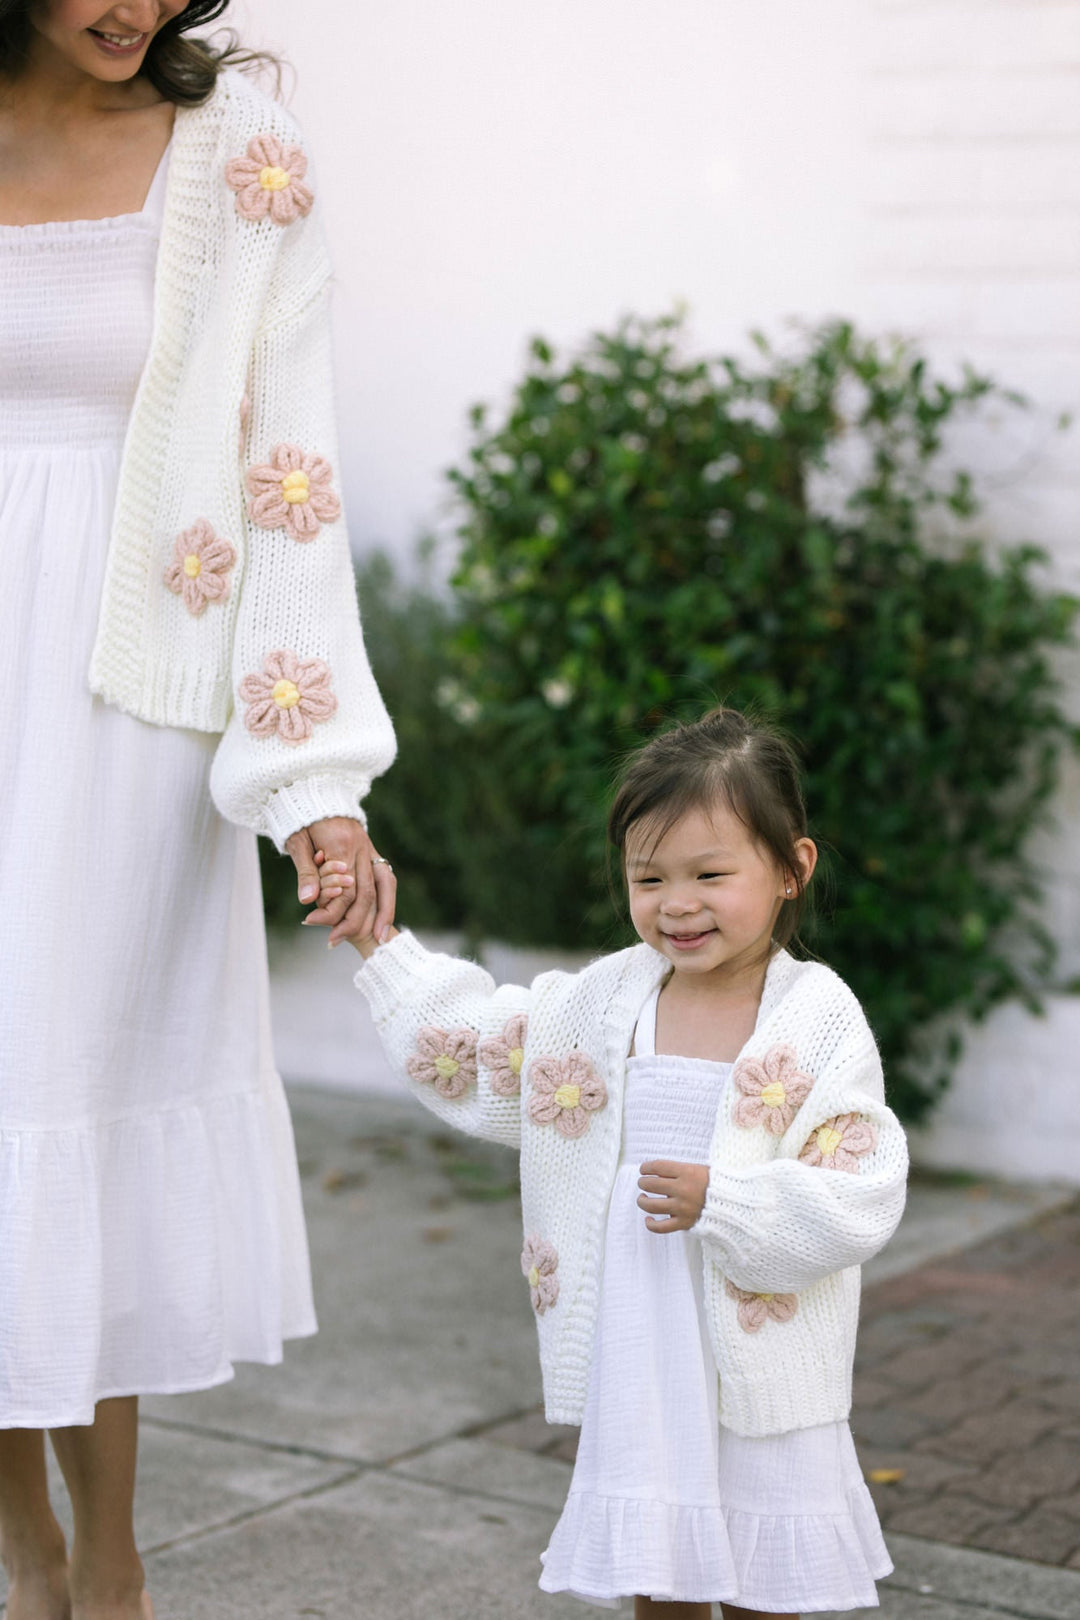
[620,987,731,1164]
[0,151,167,449]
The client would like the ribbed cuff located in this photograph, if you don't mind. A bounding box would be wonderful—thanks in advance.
[262,775,371,850]
[353,929,436,1023]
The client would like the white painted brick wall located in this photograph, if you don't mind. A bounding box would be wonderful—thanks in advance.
[862,1,1080,1178]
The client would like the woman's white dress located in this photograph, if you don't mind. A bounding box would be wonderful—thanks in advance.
[539,988,891,1614]
[0,149,316,1429]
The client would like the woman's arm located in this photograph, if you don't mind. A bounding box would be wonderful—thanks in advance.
[208,224,396,920]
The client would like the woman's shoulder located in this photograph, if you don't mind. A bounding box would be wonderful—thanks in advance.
[186,68,306,152]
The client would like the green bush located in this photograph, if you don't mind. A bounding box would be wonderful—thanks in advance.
[436,315,1079,1122]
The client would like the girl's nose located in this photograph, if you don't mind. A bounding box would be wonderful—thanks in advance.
[661,892,701,916]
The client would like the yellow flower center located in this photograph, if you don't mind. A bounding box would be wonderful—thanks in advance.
[759,1293,774,1302]
[760,1081,787,1109]
[817,1125,843,1158]
[527,1266,540,1289]
[508,1047,524,1075]
[281,469,311,505]
[183,553,202,579]
[434,1054,460,1081]
[271,679,300,709]
[554,1083,581,1110]
[259,164,291,191]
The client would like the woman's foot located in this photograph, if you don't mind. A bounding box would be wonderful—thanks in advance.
[4,1559,71,1620]
[68,1590,152,1620]
[67,1555,151,1620]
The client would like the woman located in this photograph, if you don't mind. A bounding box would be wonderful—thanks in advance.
[0,4,396,1617]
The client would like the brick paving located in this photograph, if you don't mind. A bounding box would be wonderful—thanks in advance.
[481,1197,1080,1572]
[853,1196,1080,1569]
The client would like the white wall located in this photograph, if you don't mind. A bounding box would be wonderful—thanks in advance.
[857,0,1080,1184]
[230,0,866,553]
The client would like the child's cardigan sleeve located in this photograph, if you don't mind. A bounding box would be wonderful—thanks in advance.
[355,930,534,1148]
[696,1005,908,1294]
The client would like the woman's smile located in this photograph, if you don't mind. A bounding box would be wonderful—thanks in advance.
[87,28,149,56]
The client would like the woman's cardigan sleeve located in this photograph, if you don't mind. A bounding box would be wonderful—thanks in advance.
[355,931,533,1149]
[208,199,396,849]
[696,1015,909,1294]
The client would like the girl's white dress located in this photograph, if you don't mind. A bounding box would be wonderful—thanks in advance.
[0,148,316,1429]
[539,988,891,1613]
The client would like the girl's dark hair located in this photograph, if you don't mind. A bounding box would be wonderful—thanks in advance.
[0,1,277,105]
[607,707,811,953]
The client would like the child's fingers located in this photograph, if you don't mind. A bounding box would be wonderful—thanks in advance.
[637,1174,678,1197]
[637,1192,676,1215]
[644,1214,689,1234]
[639,1159,684,1179]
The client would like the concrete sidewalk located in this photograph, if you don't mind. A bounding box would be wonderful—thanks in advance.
[3,1085,1077,1620]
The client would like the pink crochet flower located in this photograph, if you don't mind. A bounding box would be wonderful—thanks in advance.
[733,1044,815,1136]
[163,519,235,616]
[407,1027,479,1100]
[521,1234,559,1315]
[479,1014,529,1097]
[245,444,342,542]
[725,1279,799,1334]
[799,1112,878,1173]
[225,133,314,225]
[239,649,337,746]
[527,1052,607,1139]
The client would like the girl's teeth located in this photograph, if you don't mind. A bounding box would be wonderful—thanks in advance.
[98,32,144,45]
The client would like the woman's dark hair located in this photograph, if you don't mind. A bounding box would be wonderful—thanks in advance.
[0,1,277,105]
[607,707,812,952]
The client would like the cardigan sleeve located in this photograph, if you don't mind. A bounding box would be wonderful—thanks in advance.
[353,930,533,1149]
[696,1028,909,1294]
[208,235,396,849]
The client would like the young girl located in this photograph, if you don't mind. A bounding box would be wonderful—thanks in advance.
[329,707,908,1618]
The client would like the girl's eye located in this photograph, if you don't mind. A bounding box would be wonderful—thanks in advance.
[635,877,660,885]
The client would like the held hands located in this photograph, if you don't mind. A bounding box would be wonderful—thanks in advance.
[286,818,396,950]
[312,855,397,957]
[637,1161,710,1233]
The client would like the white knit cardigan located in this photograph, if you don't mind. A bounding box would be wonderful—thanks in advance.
[356,931,909,1437]
[88,70,395,848]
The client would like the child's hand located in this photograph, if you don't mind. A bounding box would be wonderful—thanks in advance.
[314,857,397,958]
[637,1161,710,1233]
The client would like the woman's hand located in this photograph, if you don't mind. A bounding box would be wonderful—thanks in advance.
[316,859,397,958]
[286,817,396,948]
[637,1160,710,1233]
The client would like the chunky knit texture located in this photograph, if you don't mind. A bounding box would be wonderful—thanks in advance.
[356,932,909,1437]
[87,71,395,847]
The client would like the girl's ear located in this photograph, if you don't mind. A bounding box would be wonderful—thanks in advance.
[795,837,818,888]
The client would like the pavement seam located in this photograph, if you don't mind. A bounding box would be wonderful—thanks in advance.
[140,1413,372,1469]
[141,1400,559,1474]
[142,1466,366,1558]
